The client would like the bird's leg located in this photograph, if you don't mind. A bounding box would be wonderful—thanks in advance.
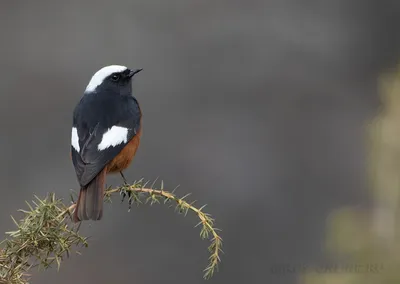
[119,171,132,205]
[120,171,128,185]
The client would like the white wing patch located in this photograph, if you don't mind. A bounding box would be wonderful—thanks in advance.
[98,126,129,151]
[71,127,80,152]
[85,65,127,93]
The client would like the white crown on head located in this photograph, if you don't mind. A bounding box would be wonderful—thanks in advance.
[85,65,128,93]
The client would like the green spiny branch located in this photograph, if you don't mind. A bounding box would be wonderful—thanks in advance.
[0,180,223,284]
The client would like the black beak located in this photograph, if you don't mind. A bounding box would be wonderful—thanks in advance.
[128,68,143,78]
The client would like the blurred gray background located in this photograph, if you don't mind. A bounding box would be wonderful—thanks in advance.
[0,1,399,283]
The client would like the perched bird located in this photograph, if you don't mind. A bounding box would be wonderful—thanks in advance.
[70,65,143,222]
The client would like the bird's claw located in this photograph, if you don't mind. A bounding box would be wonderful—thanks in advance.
[120,188,133,210]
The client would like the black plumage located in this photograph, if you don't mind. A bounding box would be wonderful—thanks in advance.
[71,93,141,187]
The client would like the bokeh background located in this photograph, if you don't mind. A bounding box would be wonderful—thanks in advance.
[1,1,400,283]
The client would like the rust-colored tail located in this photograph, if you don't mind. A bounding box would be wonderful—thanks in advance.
[73,168,107,222]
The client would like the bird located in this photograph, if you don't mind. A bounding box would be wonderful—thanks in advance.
[70,65,143,223]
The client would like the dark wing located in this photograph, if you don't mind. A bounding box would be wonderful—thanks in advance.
[71,95,141,187]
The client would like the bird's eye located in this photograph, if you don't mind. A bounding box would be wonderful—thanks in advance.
[111,74,120,81]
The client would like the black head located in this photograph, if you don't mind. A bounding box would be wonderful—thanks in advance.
[84,65,142,96]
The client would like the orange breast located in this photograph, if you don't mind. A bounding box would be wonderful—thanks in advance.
[107,127,142,173]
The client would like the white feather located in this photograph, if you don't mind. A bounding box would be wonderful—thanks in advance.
[71,127,80,152]
[85,65,127,93]
[98,126,129,151]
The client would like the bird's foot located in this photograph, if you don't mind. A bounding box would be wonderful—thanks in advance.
[120,171,129,185]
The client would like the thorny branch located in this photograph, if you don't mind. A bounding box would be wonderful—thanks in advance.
[0,179,223,284]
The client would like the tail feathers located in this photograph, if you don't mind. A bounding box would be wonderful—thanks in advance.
[73,168,107,222]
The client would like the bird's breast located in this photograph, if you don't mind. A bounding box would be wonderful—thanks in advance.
[106,127,142,173]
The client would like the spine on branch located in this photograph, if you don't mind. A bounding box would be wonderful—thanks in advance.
[0,179,223,284]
